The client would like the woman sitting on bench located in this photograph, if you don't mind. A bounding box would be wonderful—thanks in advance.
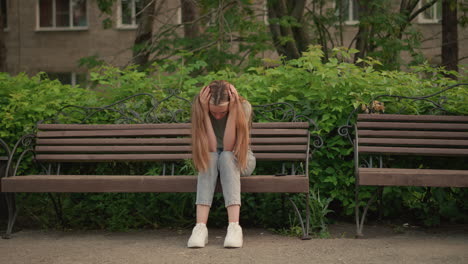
[188,80,256,248]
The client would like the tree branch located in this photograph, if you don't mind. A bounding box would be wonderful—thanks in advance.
[409,0,438,21]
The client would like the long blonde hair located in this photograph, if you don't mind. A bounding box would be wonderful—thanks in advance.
[191,80,251,172]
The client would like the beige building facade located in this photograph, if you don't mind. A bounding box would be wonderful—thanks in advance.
[3,0,180,85]
[2,0,467,86]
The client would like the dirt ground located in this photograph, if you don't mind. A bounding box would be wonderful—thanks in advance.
[1,222,467,264]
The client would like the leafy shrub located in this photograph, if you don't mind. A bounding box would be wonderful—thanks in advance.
[0,73,97,141]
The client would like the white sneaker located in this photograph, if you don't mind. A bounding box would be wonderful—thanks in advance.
[224,222,243,248]
[187,223,208,248]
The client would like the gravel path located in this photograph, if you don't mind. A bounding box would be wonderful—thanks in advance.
[1,223,467,264]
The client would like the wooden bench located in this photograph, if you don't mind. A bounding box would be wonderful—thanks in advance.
[2,93,322,239]
[340,84,468,237]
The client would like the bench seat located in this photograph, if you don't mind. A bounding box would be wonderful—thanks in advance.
[1,175,309,193]
[358,168,468,187]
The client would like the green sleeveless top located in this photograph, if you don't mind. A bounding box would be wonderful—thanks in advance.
[209,101,252,149]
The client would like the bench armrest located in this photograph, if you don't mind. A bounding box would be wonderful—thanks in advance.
[0,138,11,179]
[0,138,10,156]
[5,134,37,178]
[353,125,360,181]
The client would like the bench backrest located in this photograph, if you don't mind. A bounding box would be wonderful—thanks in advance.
[356,114,468,157]
[34,122,311,164]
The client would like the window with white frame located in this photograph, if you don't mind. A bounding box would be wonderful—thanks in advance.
[417,0,442,24]
[46,72,88,87]
[177,6,182,25]
[263,0,268,25]
[38,0,87,29]
[335,0,359,25]
[1,0,7,29]
[118,0,145,28]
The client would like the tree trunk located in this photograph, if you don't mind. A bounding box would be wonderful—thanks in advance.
[354,0,375,64]
[441,0,458,79]
[0,4,7,72]
[267,0,309,60]
[181,0,201,39]
[132,0,156,69]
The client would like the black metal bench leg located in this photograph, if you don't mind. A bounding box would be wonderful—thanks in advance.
[3,193,18,239]
[305,192,311,239]
[355,188,379,238]
[355,186,363,238]
[355,183,363,237]
[287,194,311,240]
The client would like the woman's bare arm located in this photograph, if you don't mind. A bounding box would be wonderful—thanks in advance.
[223,109,237,151]
[223,85,239,151]
[204,113,217,152]
[199,86,217,152]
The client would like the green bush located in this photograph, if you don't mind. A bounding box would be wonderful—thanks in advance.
[1,47,467,232]
[0,72,98,142]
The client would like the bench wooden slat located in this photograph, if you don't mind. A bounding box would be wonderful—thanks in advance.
[357,122,468,130]
[358,138,468,147]
[358,130,468,139]
[37,122,310,131]
[37,138,192,145]
[37,129,192,138]
[358,168,468,187]
[251,137,308,144]
[35,145,307,153]
[35,146,193,153]
[252,122,309,129]
[37,123,191,130]
[1,175,308,193]
[251,129,308,136]
[37,128,308,138]
[357,114,468,123]
[359,146,468,156]
[35,153,307,162]
[37,137,309,146]
[36,154,192,162]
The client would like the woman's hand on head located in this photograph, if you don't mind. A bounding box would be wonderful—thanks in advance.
[199,86,211,113]
[228,84,239,111]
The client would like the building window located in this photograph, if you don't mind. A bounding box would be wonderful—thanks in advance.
[47,72,88,87]
[336,0,359,25]
[38,0,88,30]
[1,0,7,29]
[177,6,182,25]
[118,0,144,28]
[418,0,442,24]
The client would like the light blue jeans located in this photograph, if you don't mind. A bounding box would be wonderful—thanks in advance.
[196,149,256,207]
